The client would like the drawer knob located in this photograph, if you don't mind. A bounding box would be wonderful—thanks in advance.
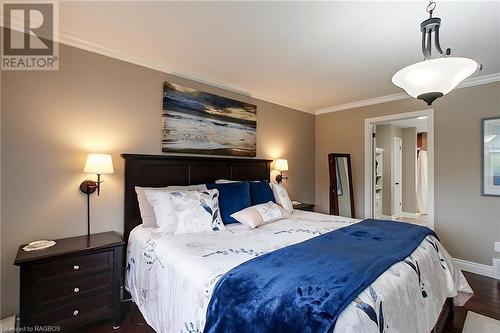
[73,310,79,316]
[73,265,80,271]
[73,287,80,293]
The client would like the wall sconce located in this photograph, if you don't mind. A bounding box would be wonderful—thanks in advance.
[79,154,114,236]
[275,159,288,183]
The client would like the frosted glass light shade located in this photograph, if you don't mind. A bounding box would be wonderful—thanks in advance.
[84,154,114,174]
[275,159,289,171]
[392,57,478,104]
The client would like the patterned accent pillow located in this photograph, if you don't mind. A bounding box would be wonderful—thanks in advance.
[270,182,294,214]
[169,189,225,235]
[231,202,289,228]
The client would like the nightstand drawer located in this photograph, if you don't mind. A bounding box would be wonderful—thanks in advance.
[33,271,113,308]
[31,292,114,327]
[34,251,112,285]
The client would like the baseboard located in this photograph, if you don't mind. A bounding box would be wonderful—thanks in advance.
[453,258,494,278]
[381,213,422,220]
[401,211,421,218]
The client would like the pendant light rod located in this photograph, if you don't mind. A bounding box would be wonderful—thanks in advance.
[420,1,450,60]
[434,25,446,56]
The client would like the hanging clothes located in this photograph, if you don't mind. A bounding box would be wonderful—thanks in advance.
[417,150,428,214]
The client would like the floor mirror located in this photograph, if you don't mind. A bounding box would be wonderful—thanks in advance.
[328,153,355,218]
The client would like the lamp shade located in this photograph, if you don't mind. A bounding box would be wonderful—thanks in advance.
[275,159,289,171]
[83,154,114,174]
[392,57,478,105]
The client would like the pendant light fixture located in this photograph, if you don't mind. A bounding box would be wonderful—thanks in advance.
[392,1,481,105]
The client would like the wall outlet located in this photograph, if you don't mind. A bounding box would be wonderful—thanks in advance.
[493,258,500,280]
[495,242,500,253]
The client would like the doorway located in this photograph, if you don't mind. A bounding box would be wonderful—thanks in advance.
[364,110,434,229]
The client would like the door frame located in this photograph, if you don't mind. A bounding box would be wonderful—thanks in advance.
[364,109,434,229]
[393,136,403,218]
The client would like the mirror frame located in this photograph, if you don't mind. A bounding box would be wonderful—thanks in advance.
[328,153,355,218]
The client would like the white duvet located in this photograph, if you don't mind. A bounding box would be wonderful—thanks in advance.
[125,210,472,333]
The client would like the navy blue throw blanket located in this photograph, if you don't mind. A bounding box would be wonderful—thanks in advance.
[204,219,436,333]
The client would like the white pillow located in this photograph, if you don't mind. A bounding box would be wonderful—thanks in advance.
[135,186,165,228]
[231,202,289,228]
[169,189,225,235]
[136,184,208,228]
[270,182,293,214]
[144,189,177,233]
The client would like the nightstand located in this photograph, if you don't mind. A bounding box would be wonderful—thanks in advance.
[293,202,315,212]
[14,232,124,332]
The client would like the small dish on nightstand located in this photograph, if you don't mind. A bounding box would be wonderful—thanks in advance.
[23,240,56,251]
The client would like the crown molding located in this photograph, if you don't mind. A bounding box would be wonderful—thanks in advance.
[56,31,315,114]
[457,72,500,89]
[315,72,500,115]
[315,93,408,115]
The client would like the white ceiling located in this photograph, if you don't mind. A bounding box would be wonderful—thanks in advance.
[57,1,500,113]
[382,118,428,133]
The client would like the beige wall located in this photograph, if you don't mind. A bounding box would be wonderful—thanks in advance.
[0,44,315,317]
[402,127,417,213]
[316,82,500,266]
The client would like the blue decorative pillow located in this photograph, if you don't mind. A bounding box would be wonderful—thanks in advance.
[206,181,251,224]
[250,181,276,205]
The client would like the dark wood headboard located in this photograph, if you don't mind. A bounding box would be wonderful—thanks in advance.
[121,154,272,242]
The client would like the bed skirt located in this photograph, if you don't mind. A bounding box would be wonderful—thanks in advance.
[432,298,453,333]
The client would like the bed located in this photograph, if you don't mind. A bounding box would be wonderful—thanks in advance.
[121,154,472,333]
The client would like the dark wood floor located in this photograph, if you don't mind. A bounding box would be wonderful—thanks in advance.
[443,272,500,333]
[85,271,499,333]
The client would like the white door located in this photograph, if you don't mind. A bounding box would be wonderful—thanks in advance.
[393,137,403,218]
[371,125,377,218]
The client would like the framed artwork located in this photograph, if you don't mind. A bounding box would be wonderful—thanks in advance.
[162,82,257,157]
[482,116,500,196]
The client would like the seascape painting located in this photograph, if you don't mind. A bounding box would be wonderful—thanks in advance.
[162,82,257,157]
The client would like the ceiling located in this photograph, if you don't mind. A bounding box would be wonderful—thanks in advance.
[382,118,428,133]
[57,1,500,113]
